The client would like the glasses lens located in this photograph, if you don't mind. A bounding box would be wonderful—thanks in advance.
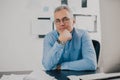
[55,20,60,24]
[62,17,70,23]
[54,17,70,24]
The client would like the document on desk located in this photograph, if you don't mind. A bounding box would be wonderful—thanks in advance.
[23,70,55,80]
[0,74,27,80]
[67,72,120,80]
[0,71,55,80]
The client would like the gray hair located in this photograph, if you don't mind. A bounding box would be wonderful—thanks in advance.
[54,5,74,18]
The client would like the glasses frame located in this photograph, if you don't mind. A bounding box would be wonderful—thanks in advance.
[54,17,70,25]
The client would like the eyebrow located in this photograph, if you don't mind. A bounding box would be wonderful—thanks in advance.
[55,16,69,20]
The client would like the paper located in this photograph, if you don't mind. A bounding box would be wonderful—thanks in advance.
[0,74,27,80]
[67,75,79,80]
[31,19,53,35]
[67,72,120,80]
[77,73,105,80]
[23,70,55,80]
[0,70,55,80]
[75,15,96,32]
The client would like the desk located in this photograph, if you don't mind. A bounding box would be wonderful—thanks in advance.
[0,71,32,78]
[45,70,97,80]
[0,70,120,80]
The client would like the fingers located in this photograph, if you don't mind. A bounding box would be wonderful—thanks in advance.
[58,29,72,42]
[56,65,61,70]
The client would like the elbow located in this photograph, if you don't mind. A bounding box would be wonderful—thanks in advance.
[44,66,51,71]
[91,63,97,70]
[90,60,97,70]
[43,63,52,70]
[85,58,97,70]
[42,61,52,70]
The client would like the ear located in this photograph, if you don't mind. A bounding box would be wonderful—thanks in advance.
[73,19,76,24]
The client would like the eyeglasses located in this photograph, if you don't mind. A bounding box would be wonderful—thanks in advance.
[54,17,70,25]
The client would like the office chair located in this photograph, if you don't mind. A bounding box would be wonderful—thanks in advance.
[92,40,100,64]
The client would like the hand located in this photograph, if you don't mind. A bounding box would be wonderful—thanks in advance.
[58,29,72,42]
[56,65,61,70]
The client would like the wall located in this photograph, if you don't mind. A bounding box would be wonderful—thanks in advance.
[0,0,101,71]
[0,0,44,71]
[99,0,120,71]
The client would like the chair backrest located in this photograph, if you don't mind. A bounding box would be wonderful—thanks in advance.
[92,40,100,64]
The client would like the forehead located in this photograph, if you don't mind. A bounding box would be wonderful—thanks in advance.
[54,9,71,19]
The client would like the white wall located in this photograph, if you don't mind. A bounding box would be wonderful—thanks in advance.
[99,0,120,71]
[0,0,44,71]
[0,0,101,71]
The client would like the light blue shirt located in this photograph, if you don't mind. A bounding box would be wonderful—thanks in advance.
[42,28,97,71]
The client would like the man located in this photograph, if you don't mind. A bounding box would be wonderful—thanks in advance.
[42,5,97,71]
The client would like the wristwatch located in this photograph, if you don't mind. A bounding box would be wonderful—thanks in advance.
[57,39,66,45]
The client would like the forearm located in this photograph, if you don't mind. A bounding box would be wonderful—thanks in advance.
[61,59,97,71]
[42,42,64,70]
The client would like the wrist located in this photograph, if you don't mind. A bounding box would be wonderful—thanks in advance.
[57,39,66,45]
[56,65,61,70]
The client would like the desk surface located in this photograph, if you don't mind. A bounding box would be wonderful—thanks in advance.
[45,70,97,80]
[0,70,120,80]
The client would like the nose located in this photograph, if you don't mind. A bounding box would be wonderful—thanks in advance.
[59,20,64,25]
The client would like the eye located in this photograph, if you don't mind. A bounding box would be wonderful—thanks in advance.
[55,19,60,24]
[63,17,70,22]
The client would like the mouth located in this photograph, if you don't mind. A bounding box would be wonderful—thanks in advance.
[59,28,66,31]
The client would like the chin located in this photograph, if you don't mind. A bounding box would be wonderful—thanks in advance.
[58,29,64,32]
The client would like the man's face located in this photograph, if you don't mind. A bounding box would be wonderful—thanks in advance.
[54,9,75,33]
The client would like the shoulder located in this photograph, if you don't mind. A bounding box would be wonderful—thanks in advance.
[74,28,88,36]
[74,28,91,41]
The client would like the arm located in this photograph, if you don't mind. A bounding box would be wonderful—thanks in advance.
[42,34,64,70]
[42,30,72,70]
[61,31,97,71]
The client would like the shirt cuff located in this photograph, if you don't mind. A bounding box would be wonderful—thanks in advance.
[54,41,65,49]
[61,62,69,70]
